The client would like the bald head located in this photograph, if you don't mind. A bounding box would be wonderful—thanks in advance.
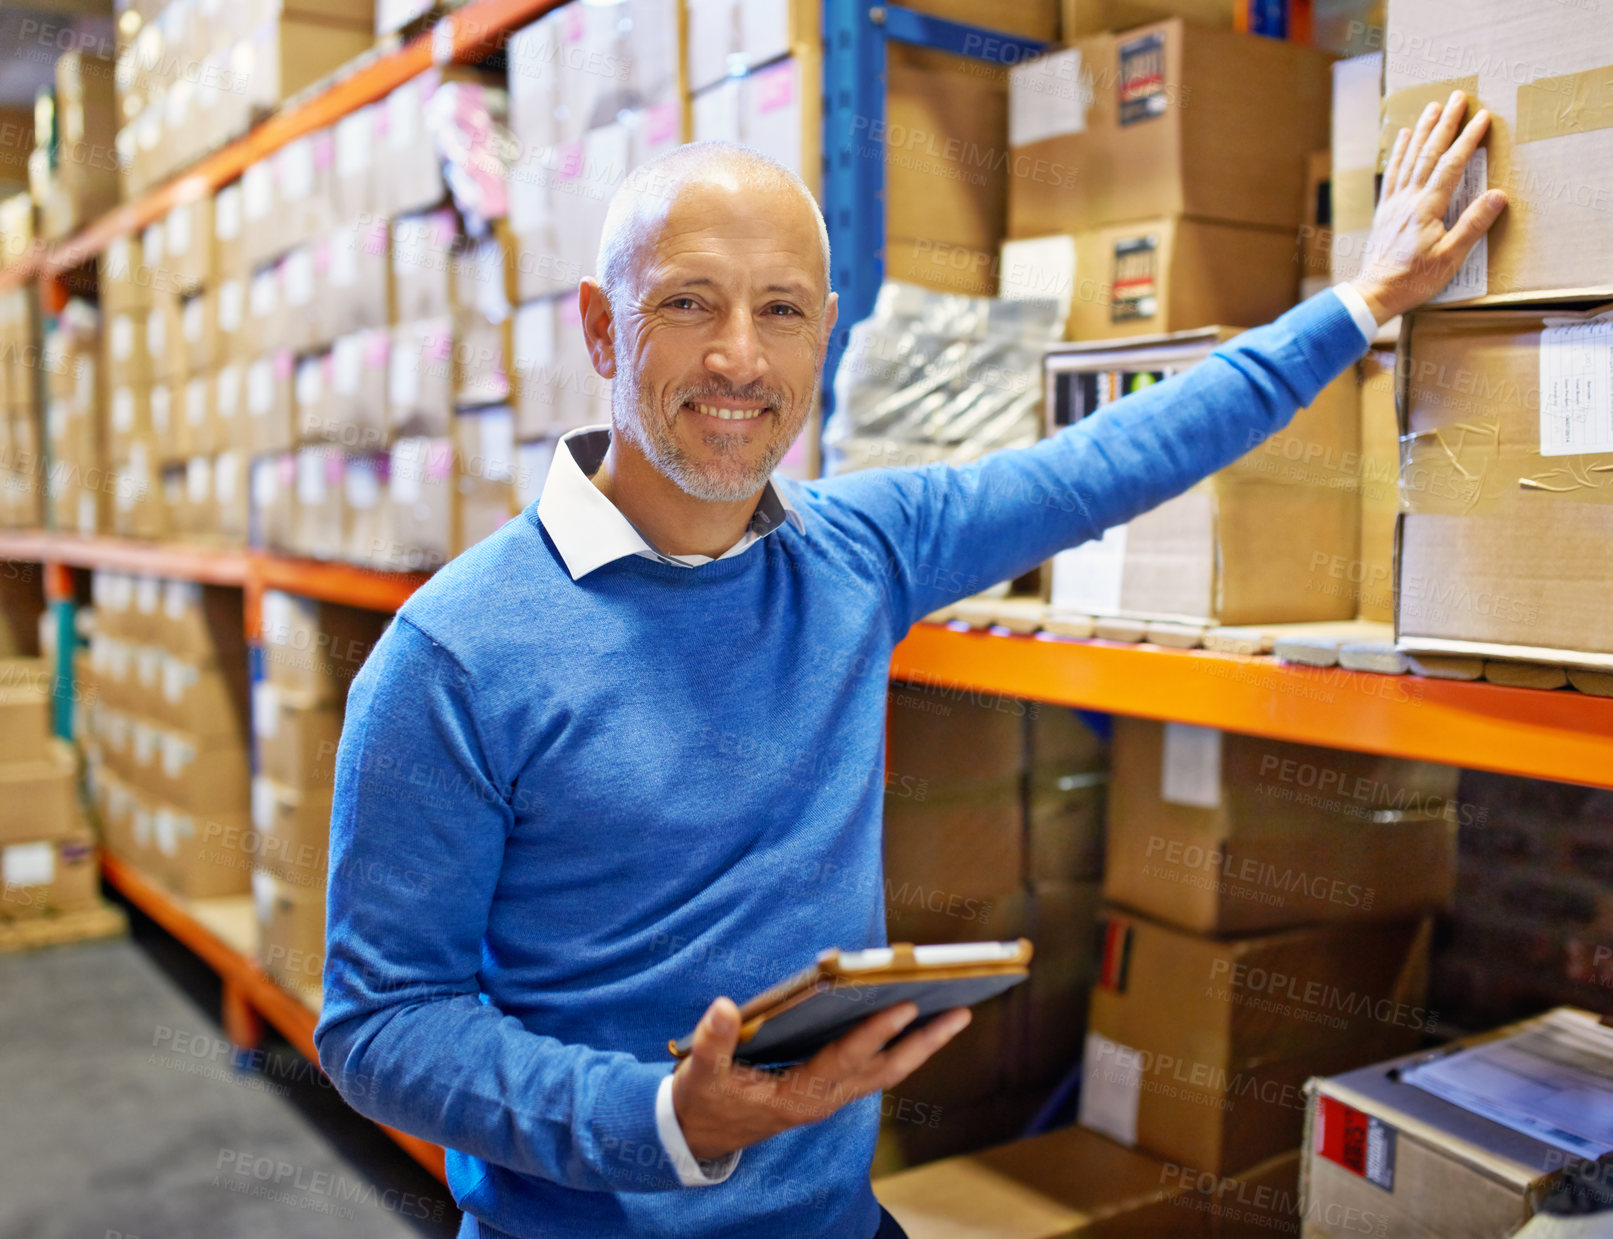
[596,141,831,307]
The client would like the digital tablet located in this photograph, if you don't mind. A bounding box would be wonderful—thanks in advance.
[669,940,1033,1067]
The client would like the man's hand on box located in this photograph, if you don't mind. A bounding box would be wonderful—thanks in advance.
[1352,90,1508,324]
[670,996,970,1162]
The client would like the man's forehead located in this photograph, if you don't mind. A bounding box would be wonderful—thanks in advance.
[626,177,825,290]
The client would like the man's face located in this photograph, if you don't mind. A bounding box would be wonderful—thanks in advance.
[598,178,836,502]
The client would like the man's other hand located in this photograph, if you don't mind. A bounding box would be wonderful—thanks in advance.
[671,997,971,1162]
[1352,90,1508,324]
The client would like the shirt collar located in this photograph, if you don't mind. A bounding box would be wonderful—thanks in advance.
[536,425,804,581]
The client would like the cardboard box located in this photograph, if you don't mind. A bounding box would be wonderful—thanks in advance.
[215,451,249,547]
[244,18,374,120]
[214,277,246,364]
[147,728,250,816]
[1061,0,1238,38]
[1356,350,1396,623]
[253,455,297,554]
[508,298,560,438]
[153,653,248,742]
[1103,717,1459,935]
[325,329,390,454]
[388,319,454,440]
[0,741,80,847]
[245,351,295,456]
[259,592,388,705]
[147,289,183,383]
[383,436,454,571]
[685,0,816,95]
[1381,1,1613,302]
[1,831,99,921]
[392,210,457,326]
[246,265,281,357]
[151,802,251,898]
[212,181,245,281]
[291,446,346,561]
[239,161,277,272]
[1081,908,1431,1173]
[453,406,517,553]
[1329,54,1381,287]
[1396,305,1613,668]
[344,454,389,564]
[1299,1009,1606,1239]
[101,234,152,315]
[165,193,213,293]
[0,684,50,764]
[251,775,331,887]
[214,363,244,453]
[279,245,323,354]
[876,1124,1298,1238]
[1045,329,1359,625]
[1008,22,1333,238]
[253,869,326,994]
[105,311,150,391]
[1000,220,1298,342]
[253,683,342,791]
[327,218,391,337]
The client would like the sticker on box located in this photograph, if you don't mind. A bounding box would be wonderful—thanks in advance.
[1429,147,1487,304]
[1540,311,1613,457]
[1316,1095,1397,1191]
[1118,33,1168,126]
[1078,1031,1141,1146]
[1161,722,1222,808]
[1111,235,1159,322]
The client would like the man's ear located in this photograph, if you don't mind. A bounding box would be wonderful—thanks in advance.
[817,291,839,370]
[579,279,617,379]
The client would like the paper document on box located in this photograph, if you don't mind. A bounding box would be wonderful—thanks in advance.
[1540,312,1613,457]
[1403,1008,1613,1160]
[1429,149,1486,304]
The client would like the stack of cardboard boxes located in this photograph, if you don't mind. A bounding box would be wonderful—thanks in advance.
[876,685,1108,1166]
[252,590,387,1004]
[82,571,254,900]
[0,654,99,923]
[1380,0,1613,682]
[0,286,43,529]
[113,0,374,197]
[35,51,121,242]
[877,719,1461,1234]
[42,300,107,536]
[500,2,683,475]
[1002,19,1332,341]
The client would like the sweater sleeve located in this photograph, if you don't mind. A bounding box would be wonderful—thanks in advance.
[808,289,1372,635]
[312,617,681,1194]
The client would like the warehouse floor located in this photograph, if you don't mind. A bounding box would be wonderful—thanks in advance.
[0,907,459,1239]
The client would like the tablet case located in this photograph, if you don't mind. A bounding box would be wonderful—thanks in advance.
[669,940,1034,1067]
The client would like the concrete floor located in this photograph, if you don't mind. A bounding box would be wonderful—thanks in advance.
[0,906,460,1239]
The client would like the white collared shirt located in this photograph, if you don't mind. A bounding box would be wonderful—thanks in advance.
[535,426,804,580]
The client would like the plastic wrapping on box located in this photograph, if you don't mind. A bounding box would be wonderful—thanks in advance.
[824,281,1062,476]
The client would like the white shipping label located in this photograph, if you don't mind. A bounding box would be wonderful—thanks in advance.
[336,108,373,178]
[161,656,188,702]
[218,280,243,333]
[1161,722,1223,809]
[1077,1031,1141,1147]
[4,842,55,887]
[1000,236,1077,317]
[112,389,134,433]
[160,733,192,779]
[252,681,278,739]
[146,311,165,360]
[278,138,313,202]
[390,341,422,409]
[215,184,241,240]
[183,297,203,343]
[75,358,94,411]
[216,453,239,506]
[330,231,358,288]
[168,203,191,257]
[296,358,323,408]
[187,457,210,505]
[252,777,277,835]
[346,460,380,509]
[163,579,196,619]
[111,315,133,360]
[1540,312,1613,457]
[1009,48,1091,147]
[333,336,362,394]
[1049,524,1127,616]
[252,459,276,508]
[153,808,178,857]
[217,365,241,421]
[250,270,277,319]
[283,249,314,308]
[391,443,423,504]
[150,385,171,434]
[387,80,419,150]
[297,450,325,504]
[252,868,276,924]
[242,162,272,222]
[247,360,273,416]
[1430,148,1487,304]
[186,378,207,425]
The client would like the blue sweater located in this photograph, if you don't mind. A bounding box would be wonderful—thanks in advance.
[314,293,1368,1238]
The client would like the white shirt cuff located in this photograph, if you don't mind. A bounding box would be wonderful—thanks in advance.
[655,1072,741,1187]
[1331,282,1382,345]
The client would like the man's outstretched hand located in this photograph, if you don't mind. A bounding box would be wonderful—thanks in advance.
[670,996,970,1162]
[1351,90,1508,325]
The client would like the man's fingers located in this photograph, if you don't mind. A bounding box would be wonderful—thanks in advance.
[811,1001,920,1080]
[865,1008,973,1093]
[1427,110,1491,204]
[685,996,742,1081]
[1411,91,1469,188]
[1381,127,1412,200]
[1397,100,1443,191]
[1435,189,1508,265]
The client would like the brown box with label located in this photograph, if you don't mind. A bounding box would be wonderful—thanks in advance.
[147,730,250,817]
[255,683,343,792]
[1081,908,1431,1174]
[1103,717,1459,935]
[1382,1,1613,301]
[165,194,213,295]
[1,831,100,921]
[153,802,252,899]
[251,776,331,887]
[1009,22,1332,239]
[259,592,388,707]
[877,1123,1299,1238]
[1045,329,1359,625]
[0,683,50,764]
[1298,1009,1604,1239]
[254,870,327,996]
[1396,305,1613,668]
[1356,350,1397,623]
[1003,220,1298,342]
[151,655,249,743]
[245,351,296,456]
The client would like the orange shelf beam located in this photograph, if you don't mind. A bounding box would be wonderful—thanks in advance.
[249,553,430,617]
[0,530,249,584]
[893,624,1613,790]
[0,0,566,292]
[101,853,447,1183]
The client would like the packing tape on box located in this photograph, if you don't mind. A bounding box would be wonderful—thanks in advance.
[1399,423,1613,513]
[1516,63,1613,145]
[1379,77,1480,168]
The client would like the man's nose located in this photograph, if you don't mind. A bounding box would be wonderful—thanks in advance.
[705,307,767,386]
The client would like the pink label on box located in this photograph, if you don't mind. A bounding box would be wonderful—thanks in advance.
[313,131,334,170]
[557,141,585,182]
[429,210,456,247]
[325,451,344,484]
[756,63,795,113]
[363,330,390,367]
[645,101,679,146]
[363,220,388,256]
[277,455,295,484]
[426,330,452,362]
[426,442,453,479]
[561,7,584,43]
[273,350,293,381]
[374,107,390,139]
[322,352,336,382]
[314,240,331,274]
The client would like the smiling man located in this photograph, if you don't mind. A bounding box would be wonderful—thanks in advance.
[316,98,1502,1239]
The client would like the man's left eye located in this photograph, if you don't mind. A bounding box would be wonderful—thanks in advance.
[765,304,801,317]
